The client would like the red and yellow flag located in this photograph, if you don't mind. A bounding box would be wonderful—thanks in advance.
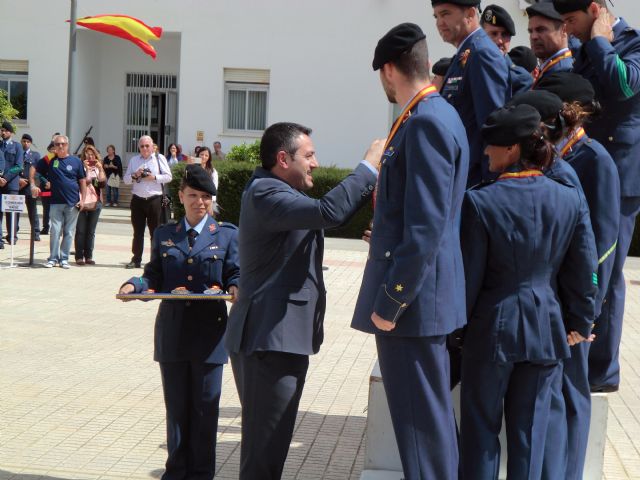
[74,15,163,59]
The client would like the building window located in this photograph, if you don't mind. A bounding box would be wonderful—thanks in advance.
[224,68,269,133]
[0,60,29,121]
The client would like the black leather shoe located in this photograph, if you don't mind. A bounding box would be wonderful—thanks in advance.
[40,228,49,235]
[125,261,142,269]
[590,384,619,393]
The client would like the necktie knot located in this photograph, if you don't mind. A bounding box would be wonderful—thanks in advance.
[187,228,198,248]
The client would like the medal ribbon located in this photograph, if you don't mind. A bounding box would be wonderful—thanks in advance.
[497,169,543,181]
[559,127,585,158]
[372,85,438,209]
[532,50,573,85]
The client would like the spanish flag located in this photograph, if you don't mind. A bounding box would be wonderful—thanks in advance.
[74,15,163,59]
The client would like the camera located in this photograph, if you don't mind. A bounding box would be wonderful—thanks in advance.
[134,168,152,183]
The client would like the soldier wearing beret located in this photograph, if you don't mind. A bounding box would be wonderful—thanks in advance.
[553,0,640,394]
[527,1,574,87]
[481,4,515,54]
[460,104,597,480]
[433,0,512,187]
[0,121,24,248]
[119,164,239,480]
[352,23,469,479]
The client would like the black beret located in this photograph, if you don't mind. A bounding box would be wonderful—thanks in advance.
[432,57,453,76]
[1,121,14,133]
[535,71,596,105]
[527,1,564,22]
[481,5,516,36]
[183,164,217,196]
[507,90,564,121]
[552,0,592,15]
[509,46,538,73]
[482,105,542,146]
[372,23,426,71]
[432,0,481,7]
[21,133,33,142]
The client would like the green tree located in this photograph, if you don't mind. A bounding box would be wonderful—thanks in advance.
[226,140,260,163]
[0,89,18,131]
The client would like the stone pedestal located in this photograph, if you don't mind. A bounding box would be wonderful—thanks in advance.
[360,360,608,480]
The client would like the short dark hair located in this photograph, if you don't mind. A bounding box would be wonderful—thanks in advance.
[392,39,430,80]
[260,122,312,170]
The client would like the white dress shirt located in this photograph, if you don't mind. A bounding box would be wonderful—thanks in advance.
[123,153,172,198]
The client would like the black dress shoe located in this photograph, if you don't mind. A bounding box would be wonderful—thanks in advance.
[40,228,49,235]
[590,384,619,393]
[35,236,41,241]
[125,261,142,269]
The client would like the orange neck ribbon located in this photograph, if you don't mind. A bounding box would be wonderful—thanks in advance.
[383,85,438,152]
[559,127,586,158]
[497,169,544,181]
[533,50,573,85]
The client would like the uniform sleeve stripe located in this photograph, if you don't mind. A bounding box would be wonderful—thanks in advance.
[616,56,635,99]
[598,241,617,265]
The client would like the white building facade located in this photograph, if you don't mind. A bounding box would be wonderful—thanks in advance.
[1,0,637,166]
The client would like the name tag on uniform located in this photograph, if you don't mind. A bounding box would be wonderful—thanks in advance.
[53,160,59,168]
[445,76,462,91]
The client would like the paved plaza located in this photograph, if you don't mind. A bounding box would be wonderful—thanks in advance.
[0,207,639,479]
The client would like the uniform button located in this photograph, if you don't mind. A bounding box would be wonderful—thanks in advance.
[385,251,391,258]
[187,275,193,281]
[368,185,374,191]
[187,258,193,264]
[185,301,191,307]
[217,317,222,322]
[213,255,218,260]
[609,136,614,142]
[162,253,167,258]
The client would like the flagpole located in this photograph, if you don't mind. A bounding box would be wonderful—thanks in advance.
[66,0,77,138]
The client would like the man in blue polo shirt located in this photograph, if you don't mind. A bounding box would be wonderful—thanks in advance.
[31,135,86,269]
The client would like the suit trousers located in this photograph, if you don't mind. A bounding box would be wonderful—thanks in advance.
[589,196,640,387]
[542,342,591,480]
[230,351,309,480]
[376,335,458,480]
[130,194,162,264]
[159,361,223,480]
[461,357,563,480]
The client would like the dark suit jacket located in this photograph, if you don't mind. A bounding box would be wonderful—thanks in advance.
[225,164,377,356]
[0,138,24,192]
[351,95,469,337]
[461,173,597,363]
[126,216,240,364]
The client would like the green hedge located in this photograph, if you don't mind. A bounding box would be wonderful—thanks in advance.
[168,161,372,239]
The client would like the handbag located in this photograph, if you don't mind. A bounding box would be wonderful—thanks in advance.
[83,183,99,211]
[154,154,172,224]
[107,174,121,188]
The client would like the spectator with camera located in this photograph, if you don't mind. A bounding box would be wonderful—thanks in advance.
[123,135,172,269]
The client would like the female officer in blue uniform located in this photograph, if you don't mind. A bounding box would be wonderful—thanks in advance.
[460,105,598,480]
[119,164,239,480]
[535,71,620,480]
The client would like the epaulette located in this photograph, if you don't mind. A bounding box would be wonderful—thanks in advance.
[218,221,238,231]
[468,179,496,191]
[546,175,575,189]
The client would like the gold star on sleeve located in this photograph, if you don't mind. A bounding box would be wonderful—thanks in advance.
[395,284,404,292]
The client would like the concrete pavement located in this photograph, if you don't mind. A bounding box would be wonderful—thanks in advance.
[0,206,638,479]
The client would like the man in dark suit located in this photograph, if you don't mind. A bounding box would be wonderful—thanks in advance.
[226,122,380,479]
[0,121,24,247]
[351,24,469,479]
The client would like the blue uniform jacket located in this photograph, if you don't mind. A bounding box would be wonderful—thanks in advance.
[225,164,377,356]
[20,149,41,193]
[573,18,640,196]
[351,94,469,337]
[441,29,511,187]
[126,216,240,364]
[532,49,574,87]
[0,139,24,192]
[461,173,597,363]
[564,136,620,314]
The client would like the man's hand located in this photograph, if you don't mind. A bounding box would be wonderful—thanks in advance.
[591,7,614,42]
[567,331,595,346]
[228,285,239,304]
[45,181,51,190]
[30,185,41,198]
[118,283,136,301]
[0,178,7,187]
[363,221,373,244]
[77,199,85,211]
[18,178,28,189]
[371,312,396,332]
[363,138,387,171]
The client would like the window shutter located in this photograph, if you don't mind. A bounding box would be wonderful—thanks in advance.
[224,68,270,84]
[0,60,29,73]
